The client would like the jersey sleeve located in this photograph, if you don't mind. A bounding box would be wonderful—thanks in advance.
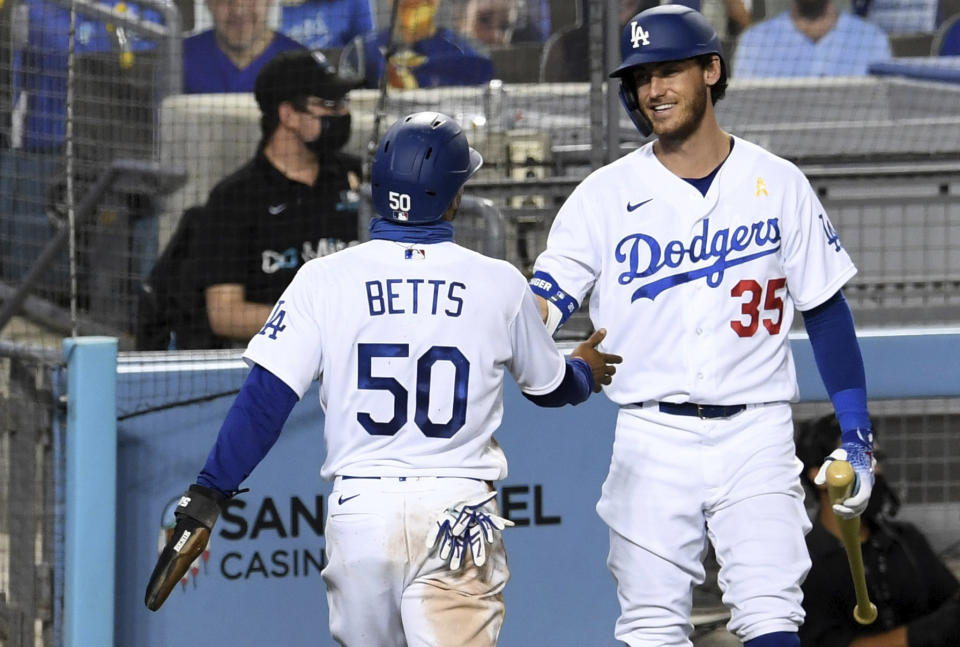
[242,260,325,398]
[780,179,857,311]
[532,184,601,307]
[506,285,567,395]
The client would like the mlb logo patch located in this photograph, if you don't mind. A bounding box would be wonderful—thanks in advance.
[395,211,409,221]
[405,248,426,260]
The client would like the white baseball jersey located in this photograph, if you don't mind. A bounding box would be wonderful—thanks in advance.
[243,238,566,481]
[534,136,856,406]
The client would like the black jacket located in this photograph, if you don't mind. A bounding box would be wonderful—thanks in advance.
[800,517,959,647]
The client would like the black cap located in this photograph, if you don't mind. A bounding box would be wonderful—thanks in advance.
[254,50,362,112]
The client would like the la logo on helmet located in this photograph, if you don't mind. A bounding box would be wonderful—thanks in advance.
[630,22,650,48]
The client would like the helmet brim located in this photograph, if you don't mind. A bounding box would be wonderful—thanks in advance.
[468,147,483,178]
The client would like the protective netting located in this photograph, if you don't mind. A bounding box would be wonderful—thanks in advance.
[1,1,960,643]
[0,345,59,647]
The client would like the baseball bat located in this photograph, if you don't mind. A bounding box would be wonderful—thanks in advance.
[825,459,878,625]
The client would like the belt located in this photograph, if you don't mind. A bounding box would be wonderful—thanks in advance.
[653,401,747,419]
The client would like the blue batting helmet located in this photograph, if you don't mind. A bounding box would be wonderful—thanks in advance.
[609,5,726,136]
[371,112,483,224]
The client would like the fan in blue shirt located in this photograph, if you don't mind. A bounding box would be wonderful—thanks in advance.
[183,0,306,93]
[734,0,891,78]
[17,0,163,150]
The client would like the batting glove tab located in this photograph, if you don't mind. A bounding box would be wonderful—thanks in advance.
[427,490,514,569]
[814,429,876,520]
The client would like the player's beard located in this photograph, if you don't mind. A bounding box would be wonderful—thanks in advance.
[647,81,709,145]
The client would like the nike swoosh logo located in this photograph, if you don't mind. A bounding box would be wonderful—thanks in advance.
[626,198,653,212]
[268,203,287,215]
[338,494,360,505]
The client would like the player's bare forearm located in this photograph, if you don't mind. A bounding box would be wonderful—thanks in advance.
[571,328,623,392]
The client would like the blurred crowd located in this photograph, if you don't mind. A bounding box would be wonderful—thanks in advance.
[6,0,960,152]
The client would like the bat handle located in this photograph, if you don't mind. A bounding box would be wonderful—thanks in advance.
[826,460,879,625]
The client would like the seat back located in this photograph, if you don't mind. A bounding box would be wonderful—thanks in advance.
[932,12,960,54]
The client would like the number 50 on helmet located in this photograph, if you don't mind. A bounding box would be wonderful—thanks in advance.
[371,112,483,224]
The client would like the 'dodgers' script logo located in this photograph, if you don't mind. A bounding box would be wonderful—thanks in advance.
[615,217,781,301]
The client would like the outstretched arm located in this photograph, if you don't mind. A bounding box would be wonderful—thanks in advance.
[523,329,622,407]
[147,363,298,610]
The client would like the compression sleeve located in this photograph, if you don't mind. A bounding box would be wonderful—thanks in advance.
[523,357,594,407]
[196,364,298,496]
[801,290,871,440]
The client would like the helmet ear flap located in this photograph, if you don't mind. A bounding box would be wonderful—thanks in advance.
[617,78,652,137]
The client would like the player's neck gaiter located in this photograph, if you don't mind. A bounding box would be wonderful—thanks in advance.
[369,217,454,243]
[306,114,352,156]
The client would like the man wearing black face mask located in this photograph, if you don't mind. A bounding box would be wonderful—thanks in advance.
[192,50,363,344]
[796,414,960,647]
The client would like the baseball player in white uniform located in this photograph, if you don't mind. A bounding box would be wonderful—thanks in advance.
[529,7,875,647]
[145,111,622,647]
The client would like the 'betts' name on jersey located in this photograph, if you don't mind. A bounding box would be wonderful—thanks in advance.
[244,239,567,482]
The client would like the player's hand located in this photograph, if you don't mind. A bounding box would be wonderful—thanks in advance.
[571,328,623,392]
[145,484,225,611]
[427,490,514,569]
[814,434,876,519]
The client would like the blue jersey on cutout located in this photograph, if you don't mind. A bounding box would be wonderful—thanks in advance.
[183,30,306,94]
[279,0,373,49]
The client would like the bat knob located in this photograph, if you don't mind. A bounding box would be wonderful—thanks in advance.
[826,459,854,487]
[854,601,878,625]
[826,460,855,504]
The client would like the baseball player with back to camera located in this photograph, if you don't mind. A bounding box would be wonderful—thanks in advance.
[145,111,622,646]
[529,6,875,647]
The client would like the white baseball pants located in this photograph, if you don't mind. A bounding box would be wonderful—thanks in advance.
[597,402,812,646]
[322,476,509,647]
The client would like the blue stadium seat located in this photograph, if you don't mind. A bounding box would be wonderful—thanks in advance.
[933,12,960,54]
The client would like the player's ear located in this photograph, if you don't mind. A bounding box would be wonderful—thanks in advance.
[703,55,721,87]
